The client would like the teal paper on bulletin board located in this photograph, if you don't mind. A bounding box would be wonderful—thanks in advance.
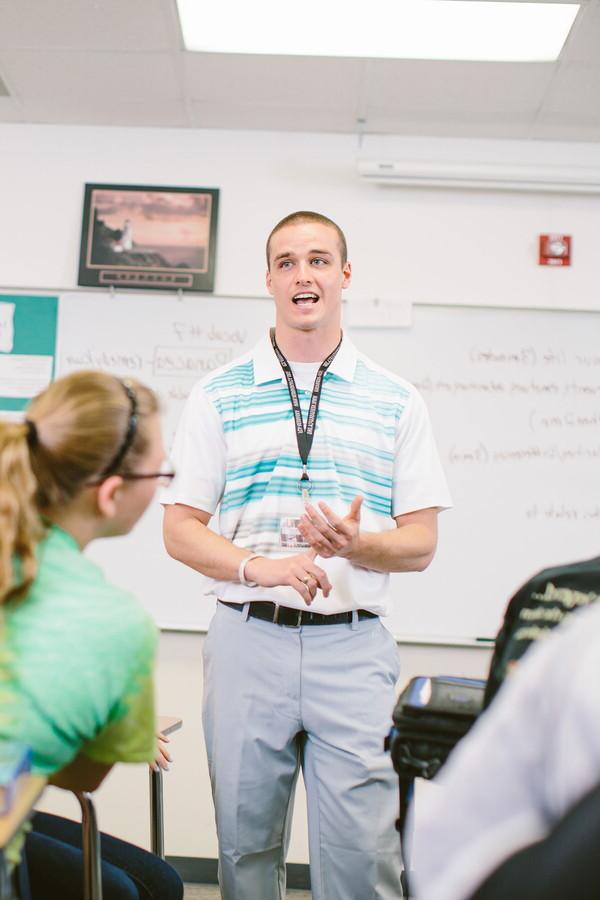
[0,294,58,412]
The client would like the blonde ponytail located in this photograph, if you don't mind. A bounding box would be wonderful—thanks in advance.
[0,421,44,604]
[0,371,158,606]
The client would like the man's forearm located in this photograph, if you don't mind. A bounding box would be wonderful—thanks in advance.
[349,523,437,573]
[163,514,248,581]
[163,506,332,603]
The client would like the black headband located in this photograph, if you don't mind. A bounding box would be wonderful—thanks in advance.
[98,380,139,478]
[24,419,38,447]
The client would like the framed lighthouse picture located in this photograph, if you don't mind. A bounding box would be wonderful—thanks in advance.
[77,183,219,292]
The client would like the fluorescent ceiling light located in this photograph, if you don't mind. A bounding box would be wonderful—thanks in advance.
[177,0,579,63]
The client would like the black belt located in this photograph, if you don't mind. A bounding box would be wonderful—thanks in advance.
[220,600,378,628]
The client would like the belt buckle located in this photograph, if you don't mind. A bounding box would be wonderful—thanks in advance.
[273,605,303,627]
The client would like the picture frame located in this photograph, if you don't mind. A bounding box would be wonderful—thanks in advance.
[78,183,219,292]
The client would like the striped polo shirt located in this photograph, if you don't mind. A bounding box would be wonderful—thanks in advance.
[164,332,451,616]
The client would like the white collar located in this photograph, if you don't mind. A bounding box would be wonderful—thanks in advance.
[252,331,358,386]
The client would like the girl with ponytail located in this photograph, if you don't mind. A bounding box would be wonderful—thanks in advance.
[0,370,182,900]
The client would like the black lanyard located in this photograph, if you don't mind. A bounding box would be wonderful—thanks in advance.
[270,327,342,498]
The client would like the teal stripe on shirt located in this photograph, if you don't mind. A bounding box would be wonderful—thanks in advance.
[226,454,391,485]
[221,406,396,437]
[221,478,391,515]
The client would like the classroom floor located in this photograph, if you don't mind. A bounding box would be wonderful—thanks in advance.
[184,887,311,899]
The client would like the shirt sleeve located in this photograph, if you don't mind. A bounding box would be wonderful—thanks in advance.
[391,387,453,517]
[160,381,227,515]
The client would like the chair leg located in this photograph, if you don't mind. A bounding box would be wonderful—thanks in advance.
[149,768,164,858]
[75,792,103,900]
[401,868,410,898]
[1,854,14,900]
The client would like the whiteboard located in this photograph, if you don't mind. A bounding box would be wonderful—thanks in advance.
[56,294,600,641]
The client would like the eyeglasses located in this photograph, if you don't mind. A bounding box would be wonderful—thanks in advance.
[87,462,176,488]
[120,464,176,488]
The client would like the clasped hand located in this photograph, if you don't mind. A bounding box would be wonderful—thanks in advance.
[245,550,332,605]
[297,496,363,560]
[244,497,363,604]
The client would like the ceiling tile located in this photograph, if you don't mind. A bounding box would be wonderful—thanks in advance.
[189,101,359,134]
[0,50,181,103]
[531,118,600,141]
[183,53,364,111]
[560,2,600,63]
[0,97,24,120]
[16,97,190,128]
[363,60,554,116]
[542,62,600,117]
[0,0,178,51]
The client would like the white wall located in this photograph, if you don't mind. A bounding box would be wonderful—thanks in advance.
[5,121,598,860]
[2,124,600,311]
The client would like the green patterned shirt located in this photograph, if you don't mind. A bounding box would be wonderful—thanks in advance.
[0,525,156,774]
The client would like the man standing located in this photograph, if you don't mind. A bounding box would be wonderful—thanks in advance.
[162,211,451,899]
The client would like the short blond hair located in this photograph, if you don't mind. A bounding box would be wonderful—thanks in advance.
[266,211,348,269]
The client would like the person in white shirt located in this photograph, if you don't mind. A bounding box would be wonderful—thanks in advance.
[410,599,600,900]
[162,210,451,899]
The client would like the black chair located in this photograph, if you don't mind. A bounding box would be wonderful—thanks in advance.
[385,675,486,896]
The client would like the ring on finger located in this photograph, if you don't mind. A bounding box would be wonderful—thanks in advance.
[302,575,312,585]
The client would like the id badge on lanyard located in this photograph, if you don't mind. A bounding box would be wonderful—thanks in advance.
[280,516,310,549]
[270,328,342,549]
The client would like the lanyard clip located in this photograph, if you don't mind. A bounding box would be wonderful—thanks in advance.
[299,465,311,500]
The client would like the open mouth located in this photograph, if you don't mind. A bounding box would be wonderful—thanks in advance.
[293,292,319,306]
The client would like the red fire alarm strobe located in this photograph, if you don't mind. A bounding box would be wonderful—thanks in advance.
[539,234,571,267]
